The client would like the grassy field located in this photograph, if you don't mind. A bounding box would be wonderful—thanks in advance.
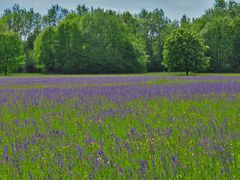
[3,72,240,76]
[0,74,240,179]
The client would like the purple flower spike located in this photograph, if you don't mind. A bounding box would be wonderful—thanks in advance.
[23,141,28,151]
[2,145,9,161]
[76,145,83,158]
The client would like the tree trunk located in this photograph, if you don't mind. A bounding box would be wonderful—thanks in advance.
[4,59,8,76]
[186,68,189,76]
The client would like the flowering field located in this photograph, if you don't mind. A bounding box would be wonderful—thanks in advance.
[0,75,240,179]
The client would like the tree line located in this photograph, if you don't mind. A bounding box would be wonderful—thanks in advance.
[0,0,240,75]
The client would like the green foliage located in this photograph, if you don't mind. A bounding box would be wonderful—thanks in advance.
[0,19,9,32]
[76,4,89,15]
[230,17,240,72]
[34,27,57,73]
[180,14,191,29]
[34,12,148,74]
[2,4,42,39]
[137,9,172,72]
[55,16,83,73]
[79,12,148,73]
[0,32,24,75]
[43,4,69,27]
[1,1,240,74]
[24,29,41,72]
[214,0,227,9]
[200,17,233,72]
[189,0,240,73]
[163,29,209,75]
[1,4,42,73]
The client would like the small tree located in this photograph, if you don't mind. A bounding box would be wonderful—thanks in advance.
[162,29,209,75]
[0,32,23,76]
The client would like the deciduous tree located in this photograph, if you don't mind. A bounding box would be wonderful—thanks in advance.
[163,29,209,75]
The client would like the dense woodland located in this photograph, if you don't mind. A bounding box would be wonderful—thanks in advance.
[0,0,240,75]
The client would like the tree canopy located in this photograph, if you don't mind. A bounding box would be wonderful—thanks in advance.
[0,32,23,75]
[163,29,209,75]
[34,12,149,74]
[0,0,240,75]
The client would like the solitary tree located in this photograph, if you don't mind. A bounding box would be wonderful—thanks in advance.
[162,29,209,75]
[0,32,23,76]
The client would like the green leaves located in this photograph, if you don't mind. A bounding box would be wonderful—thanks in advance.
[135,9,172,72]
[230,17,240,72]
[35,27,57,73]
[201,17,233,72]
[2,4,42,40]
[1,2,240,74]
[33,12,148,74]
[0,32,23,75]
[163,29,209,75]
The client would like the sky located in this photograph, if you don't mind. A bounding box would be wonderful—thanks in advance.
[0,0,239,20]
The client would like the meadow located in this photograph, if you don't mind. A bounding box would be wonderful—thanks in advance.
[0,74,240,179]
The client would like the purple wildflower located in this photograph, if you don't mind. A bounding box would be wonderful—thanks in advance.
[23,141,28,151]
[2,145,8,161]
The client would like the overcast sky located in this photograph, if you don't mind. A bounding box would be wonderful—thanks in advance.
[0,0,239,20]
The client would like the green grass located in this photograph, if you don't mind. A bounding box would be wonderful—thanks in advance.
[1,72,240,78]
